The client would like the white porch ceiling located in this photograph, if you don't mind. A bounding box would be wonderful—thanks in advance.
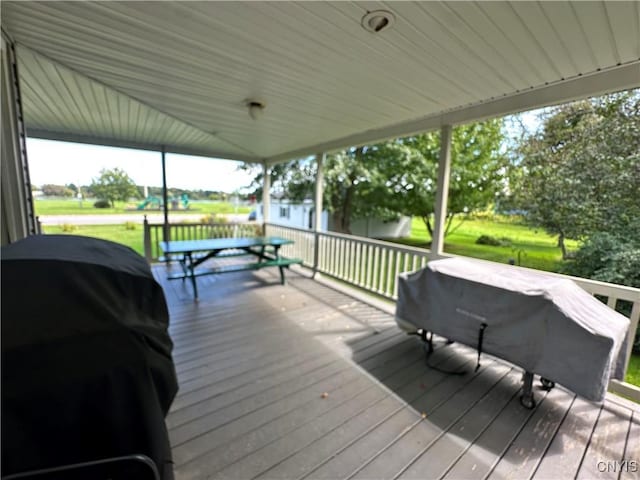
[2,1,639,164]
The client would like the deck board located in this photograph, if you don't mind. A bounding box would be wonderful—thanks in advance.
[576,401,633,480]
[621,415,640,480]
[488,386,576,479]
[532,396,603,480]
[151,265,640,480]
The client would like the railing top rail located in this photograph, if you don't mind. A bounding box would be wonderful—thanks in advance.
[317,229,432,256]
[265,222,315,235]
[146,221,257,227]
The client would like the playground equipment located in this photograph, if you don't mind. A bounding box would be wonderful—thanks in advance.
[136,194,190,210]
[136,196,162,210]
[172,193,189,210]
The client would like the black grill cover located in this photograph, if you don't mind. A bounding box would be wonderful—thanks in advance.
[1,235,178,478]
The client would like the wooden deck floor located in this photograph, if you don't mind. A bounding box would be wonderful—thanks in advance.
[153,265,640,480]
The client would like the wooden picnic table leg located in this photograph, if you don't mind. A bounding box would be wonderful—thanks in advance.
[274,245,286,285]
[178,255,188,283]
[185,252,199,299]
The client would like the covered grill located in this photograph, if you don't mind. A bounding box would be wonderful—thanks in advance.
[1,235,178,478]
[396,257,630,404]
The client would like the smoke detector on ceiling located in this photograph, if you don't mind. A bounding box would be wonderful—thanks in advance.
[361,10,395,33]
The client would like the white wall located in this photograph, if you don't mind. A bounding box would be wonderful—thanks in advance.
[255,201,329,231]
[349,216,412,238]
[256,200,411,238]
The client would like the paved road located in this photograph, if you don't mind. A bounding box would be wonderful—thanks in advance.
[39,213,249,225]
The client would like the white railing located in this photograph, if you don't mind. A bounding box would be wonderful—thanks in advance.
[317,231,431,298]
[144,220,639,394]
[262,224,315,267]
[264,224,432,298]
[264,223,639,394]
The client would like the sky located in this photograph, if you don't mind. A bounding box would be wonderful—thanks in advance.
[26,138,257,193]
[26,110,542,193]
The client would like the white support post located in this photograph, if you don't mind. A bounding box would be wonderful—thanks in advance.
[314,153,324,232]
[430,125,453,260]
[262,163,271,233]
[313,153,325,274]
[161,147,169,241]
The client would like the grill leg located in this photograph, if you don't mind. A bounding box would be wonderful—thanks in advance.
[540,377,555,390]
[520,371,536,409]
[420,330,433,364]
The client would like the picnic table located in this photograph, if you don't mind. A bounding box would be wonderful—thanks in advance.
[160,236,302,299]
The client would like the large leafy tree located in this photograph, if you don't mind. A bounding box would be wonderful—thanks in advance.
[324,145,409,233]
[243,149,394,234]
[89,167,140,207]
[242,119,506,235]
[511,91,640,258]
[380,119,506,237]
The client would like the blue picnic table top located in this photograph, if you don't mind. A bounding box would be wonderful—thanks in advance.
[160,236,293,255]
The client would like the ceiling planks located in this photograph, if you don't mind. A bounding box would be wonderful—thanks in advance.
[2,1,638,164]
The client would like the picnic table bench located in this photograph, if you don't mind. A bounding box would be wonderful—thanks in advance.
[160,236,302,299]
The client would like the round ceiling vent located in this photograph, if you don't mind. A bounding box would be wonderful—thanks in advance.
[361,10,395,33]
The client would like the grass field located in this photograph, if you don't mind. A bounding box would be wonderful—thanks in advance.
[627,354,640,387]
[34,198,252,216]
[397,216,578,273]
[43,224,145,256]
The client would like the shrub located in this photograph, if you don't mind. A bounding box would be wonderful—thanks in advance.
[561,233,639,287]
[61,223,76,233]
[562,233,640,353]
[93,199,111,209]
[200,214,228,224]
[124,221,136,231]
[476,235,512,247]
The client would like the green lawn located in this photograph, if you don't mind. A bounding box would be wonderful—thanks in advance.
[43,224,145,256]
[34,198,252,216]
[627,354,640,387]
[397,217,578,273]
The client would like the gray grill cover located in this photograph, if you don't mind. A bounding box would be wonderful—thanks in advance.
[396,257,630,402]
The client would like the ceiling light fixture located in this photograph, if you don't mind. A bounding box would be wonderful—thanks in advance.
[361,10,395,34]
[247,100,265,121]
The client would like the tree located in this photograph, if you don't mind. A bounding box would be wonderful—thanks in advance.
[40,184,74,197]
[242,119,507,236]
[511,91,640,258]
[240,159,316,202]
[379,119,506,237]
[89,167,140,207]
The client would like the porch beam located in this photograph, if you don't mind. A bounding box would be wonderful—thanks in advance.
[265,62,640,165]
[262,163,271,226]
[430,125,452,260]
[26,129,264,165]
